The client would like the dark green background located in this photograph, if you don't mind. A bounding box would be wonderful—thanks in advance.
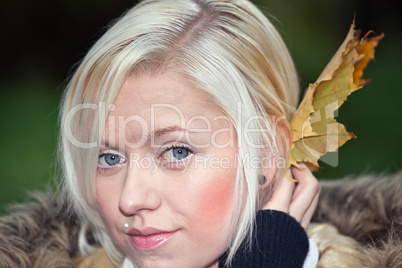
[1,0,401,210]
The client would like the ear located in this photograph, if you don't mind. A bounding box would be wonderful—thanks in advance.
[258,115,290,188]
[257,162,277,209]
[274,115,292,147]
[258,153,277,189]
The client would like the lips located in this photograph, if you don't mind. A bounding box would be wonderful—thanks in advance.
[127,228,177,250]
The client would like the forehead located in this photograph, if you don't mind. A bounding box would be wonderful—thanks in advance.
[110,71,224,120]
[104,71,236,149]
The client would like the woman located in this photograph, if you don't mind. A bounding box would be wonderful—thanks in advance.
[58,0,319,267]
[2,0,400,267]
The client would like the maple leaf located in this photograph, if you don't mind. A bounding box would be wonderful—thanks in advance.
[285,22,383,179]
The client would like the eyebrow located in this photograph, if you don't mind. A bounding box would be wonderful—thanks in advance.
[100,125,196,147]
[149,125,194,143]
[152,125,187,138]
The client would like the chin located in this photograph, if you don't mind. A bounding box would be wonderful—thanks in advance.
[129,254,219,268]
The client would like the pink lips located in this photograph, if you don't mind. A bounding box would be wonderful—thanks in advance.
[128,228,177,250]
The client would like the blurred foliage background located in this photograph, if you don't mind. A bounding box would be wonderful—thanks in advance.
[1,0,401,211]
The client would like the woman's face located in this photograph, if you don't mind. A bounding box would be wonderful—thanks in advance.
[96,71,237,267]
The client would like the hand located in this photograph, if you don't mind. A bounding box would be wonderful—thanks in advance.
[262,163,321,231]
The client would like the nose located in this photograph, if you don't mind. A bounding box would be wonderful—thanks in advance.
[119,167,162,216]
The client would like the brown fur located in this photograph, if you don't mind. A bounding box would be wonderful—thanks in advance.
[0,173,401,267]
[313,172,402,267]
[360,235,402,268]
[0,193,80,268]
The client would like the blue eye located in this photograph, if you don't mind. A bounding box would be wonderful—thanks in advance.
[99,153,125,167]
[172,147,189,160]
[163,146,192,161]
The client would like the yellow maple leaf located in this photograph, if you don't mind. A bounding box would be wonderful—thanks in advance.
[285,22,383,179]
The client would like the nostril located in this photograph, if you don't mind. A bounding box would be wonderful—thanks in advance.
[119,187,163,217]
[119,205,133,217]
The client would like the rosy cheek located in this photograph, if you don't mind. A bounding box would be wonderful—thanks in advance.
[194,170,235,228]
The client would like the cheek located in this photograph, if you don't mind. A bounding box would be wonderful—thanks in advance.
[95,178,120,230]
[191,169,236,229]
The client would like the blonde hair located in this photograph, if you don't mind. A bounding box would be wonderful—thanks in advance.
[59,0,299,266]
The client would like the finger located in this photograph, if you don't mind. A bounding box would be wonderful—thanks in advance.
[300,191,320,231]
[290,163,316,201]
[289,181,320,222]
[263,175,296,212]
[288,164,321,222]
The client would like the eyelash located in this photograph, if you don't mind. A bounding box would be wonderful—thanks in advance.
[98,152,126,171]
[97,144,194,173]
[159,145,194,166]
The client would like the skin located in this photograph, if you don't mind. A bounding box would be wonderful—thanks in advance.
[264,163,321,231]
[95,70,321,267]
[96,71,238,268]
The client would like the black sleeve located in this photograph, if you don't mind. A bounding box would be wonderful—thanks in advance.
[219,210,309,268]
